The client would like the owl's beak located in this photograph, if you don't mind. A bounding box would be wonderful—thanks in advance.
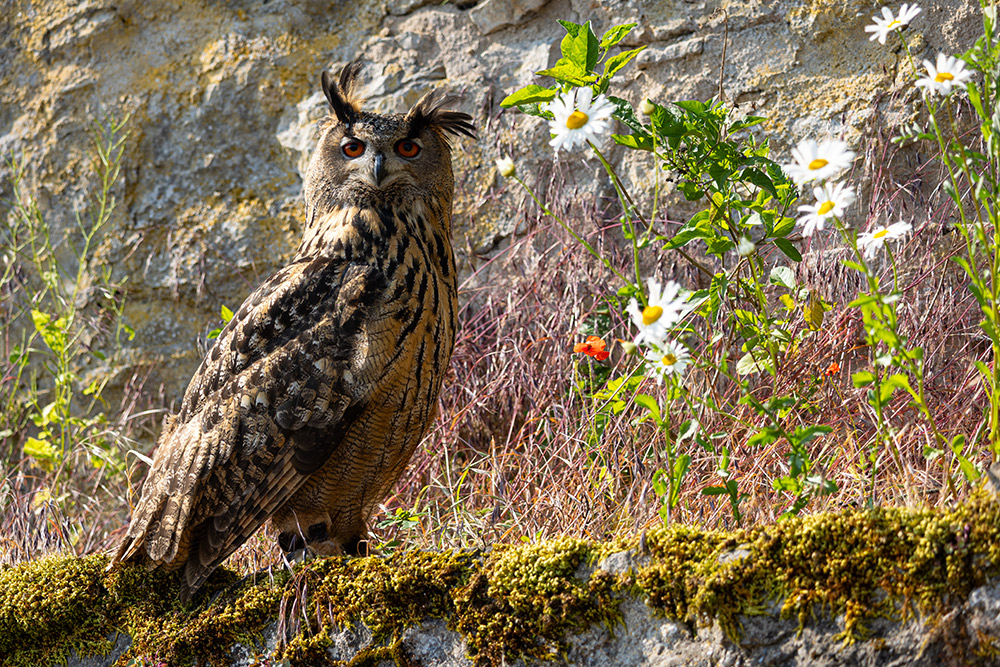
[372,152,386,187]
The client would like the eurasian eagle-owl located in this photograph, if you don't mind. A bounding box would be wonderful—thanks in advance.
[112,62,475,601]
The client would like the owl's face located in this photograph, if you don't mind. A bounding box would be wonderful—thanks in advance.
[310,111,452,205]
[303,64,475,219]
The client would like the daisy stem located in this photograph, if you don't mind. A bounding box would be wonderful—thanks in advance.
[898,32,919,77]
[513,175,631,286]
[588,141,644,296]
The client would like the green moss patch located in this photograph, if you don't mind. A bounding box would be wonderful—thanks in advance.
[2,495,999,666]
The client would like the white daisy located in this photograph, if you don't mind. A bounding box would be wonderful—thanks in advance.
[627,278,688,347]
[857,220,913,259]
[495,155,516,178]
[915,53,973,97]
[865,4,922,45]
[796,182,856,236]
[547,87,614,153]
[783,139,856,185]
[644,340,691,383]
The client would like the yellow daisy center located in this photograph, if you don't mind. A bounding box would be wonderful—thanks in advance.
[642,305,663,326]
[874,229,889,239]
[566,111,589,129]
[808,158,829,171]
[887,19,901,29]
[662,353,677,366]
[935,72,955,83]
[818,200,835,216]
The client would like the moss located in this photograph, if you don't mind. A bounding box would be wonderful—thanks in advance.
[2,495,999,665]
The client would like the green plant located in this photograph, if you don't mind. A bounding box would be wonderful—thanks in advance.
[1,114,132,505]
[498,8,994,526]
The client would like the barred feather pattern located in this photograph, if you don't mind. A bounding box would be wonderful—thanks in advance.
[113,196,458,601]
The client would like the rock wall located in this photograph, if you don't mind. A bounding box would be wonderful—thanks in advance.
[0,0,985,401]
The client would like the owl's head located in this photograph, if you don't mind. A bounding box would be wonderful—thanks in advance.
[303,62,475,220]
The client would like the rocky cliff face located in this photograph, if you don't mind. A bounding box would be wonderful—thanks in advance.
[0,0,984,398]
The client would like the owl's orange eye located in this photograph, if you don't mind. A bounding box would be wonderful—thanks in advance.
[342,140,365,158]
[396,140,420,158]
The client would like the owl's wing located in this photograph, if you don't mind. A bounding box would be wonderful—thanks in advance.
[116,253,388,596]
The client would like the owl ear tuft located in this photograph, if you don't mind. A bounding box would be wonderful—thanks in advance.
[406,90,477,141]
[321,62,364,127]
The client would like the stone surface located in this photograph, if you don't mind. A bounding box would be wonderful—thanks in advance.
[0,0,985,415]
[58,558,1000,667]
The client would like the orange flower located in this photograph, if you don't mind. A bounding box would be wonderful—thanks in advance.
[573,335,610,361]
[825,362,840,376]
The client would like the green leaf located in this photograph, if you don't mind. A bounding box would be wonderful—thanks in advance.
[207,328,222,340]
[612,133,653,150]
[852,370,876,387]
[500,85,559,108]
[634,393,662,426]
[771,216,795,238]
[679,181,705,201]
[769,266,796,290]
[649,104,685,138]
[25,436,59,470]
[602,46,646,79]
[701,485,731,496]
[670,454,691,506]
[663,212,714,249]
[741,168,778,198]
[747,427,782,447]
[535,60,597,87]
[736,350,771,376]
[879,373,913,402]
[31,309,67,355]
[791,424,832,445]
[608,95,644,133]
[599,22,636,49]
[674,100,707,115]
[728,116,766,132]
[221,304,234,322]
[950,434,981,483]
[772,238,802,262]
[558,20,600,72]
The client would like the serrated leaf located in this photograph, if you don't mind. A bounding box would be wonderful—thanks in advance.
[501,85,559,108]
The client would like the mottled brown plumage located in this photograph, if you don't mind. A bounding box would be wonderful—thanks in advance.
[111,62,474,601]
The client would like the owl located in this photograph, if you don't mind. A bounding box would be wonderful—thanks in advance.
[111,62,475,602]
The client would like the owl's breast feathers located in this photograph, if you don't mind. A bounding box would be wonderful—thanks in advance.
[113,199,457,599]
